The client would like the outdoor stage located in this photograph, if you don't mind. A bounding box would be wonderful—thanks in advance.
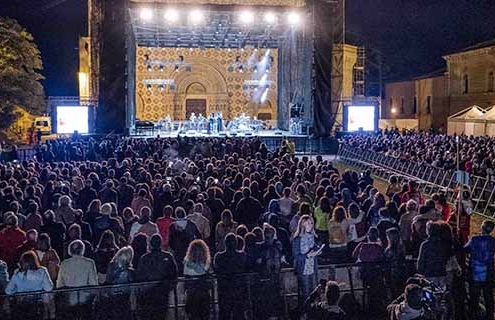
[131,128,307,138]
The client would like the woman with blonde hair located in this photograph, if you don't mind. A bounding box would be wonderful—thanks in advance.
[327,206,350,262]
[85,198,101,226]
[55,195,76,226]
[105,246,135,319]
[292,215,320,306]
[184,239,212,320]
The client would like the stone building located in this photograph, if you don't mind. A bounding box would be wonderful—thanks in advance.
[382,39,495,131]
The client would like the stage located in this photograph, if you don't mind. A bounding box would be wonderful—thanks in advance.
[130,128,308,138]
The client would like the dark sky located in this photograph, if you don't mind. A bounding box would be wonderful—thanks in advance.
[1,0,495,95]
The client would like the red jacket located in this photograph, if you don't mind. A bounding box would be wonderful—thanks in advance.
[0,227,26,269]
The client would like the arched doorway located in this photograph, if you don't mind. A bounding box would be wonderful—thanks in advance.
[185,82,207,118]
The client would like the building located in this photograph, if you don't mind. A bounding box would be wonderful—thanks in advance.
[382,39,495,131]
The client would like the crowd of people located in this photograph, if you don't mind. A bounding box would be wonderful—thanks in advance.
[0,135,493,320]
[342,128,495,178]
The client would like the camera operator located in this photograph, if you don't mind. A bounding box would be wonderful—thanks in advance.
[387,284,425,320]
[304,280,346,320]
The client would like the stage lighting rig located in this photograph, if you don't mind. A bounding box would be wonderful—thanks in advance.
[264,12,277,25]
[239,11,254,25]
[287,12,301,26]
[189,9,205,25]
[164,8,179,23]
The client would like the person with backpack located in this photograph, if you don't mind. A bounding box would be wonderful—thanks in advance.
[465,220,495,320]
[168,207,201,273]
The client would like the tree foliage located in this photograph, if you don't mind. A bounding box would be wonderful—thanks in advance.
[0,17,45,129]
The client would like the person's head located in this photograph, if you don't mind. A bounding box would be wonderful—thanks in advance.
[58,195,72,208]
[331,206,347,223]
[379,207,390,218]
[386,228,401,250]
[347,203,361,219]
[242,187,251,199]
[299,202,311,216]
[404,284,424,310]
[221,209,233,225]
[296,214,314,236]
[98,230,118,250]
[26,229,38,243]
[425,199,436,211]
[426,221,442,239]
[367,227,379,242]
[44,210,55,222]
[236,224,248,238]
[252,227,264,242]
[185,239,211,267]
[19,250,41,274]
[149,234,162,251]
[101,203,112,216]
[163,205,173,218]
[111,246,134,269]
[68,239,86,257]
[263,225,276,243]
[88,199,101,212]
[140,206,152,218]
[175,207,186,219]
[224,232,237,252]
[35,233,51,251]
[194,202,203,215]
[482,220,495,235]
[3,213,18,228]
[324,281,341,306]
[406,199,418,212]
[318,196,332,213]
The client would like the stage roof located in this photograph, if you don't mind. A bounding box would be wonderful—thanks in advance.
[130,0,305,7]
[129,3,307,48]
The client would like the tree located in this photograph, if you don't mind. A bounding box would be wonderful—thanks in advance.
[0,17,45,130]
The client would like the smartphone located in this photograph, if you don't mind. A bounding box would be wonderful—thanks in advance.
[214,178,219,184]
[196,176,201,182]
[166,177,172,182]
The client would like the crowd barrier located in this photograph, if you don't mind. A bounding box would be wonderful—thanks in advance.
[0,261,409,320]
[338,145,495,219]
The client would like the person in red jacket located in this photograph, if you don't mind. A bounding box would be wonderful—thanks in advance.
[401,181,423,206]
[0,213,26,272]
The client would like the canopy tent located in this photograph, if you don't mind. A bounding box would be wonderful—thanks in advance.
[447,105,486,136]
[481,105,495,136]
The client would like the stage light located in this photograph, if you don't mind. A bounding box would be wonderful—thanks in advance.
[287,12,301,25]
[159,64,165,72]
[140,8,153,21]
[175,65,180,72]
[146,84,152,91]
[239,11,254,25]
[147,65,152,72]
[144,54,149,61]
[264,12,277,25]
[189,9,204,24]
[391,108,397,114]
[164,9,179,23]
[159,84,165,91]
[261,87,269,103]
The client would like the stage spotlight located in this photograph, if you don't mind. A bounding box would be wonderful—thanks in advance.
[175,65,180,72]
[147,65,152,72]
[239,11,254,25]
[146,84,152,91]
[287,12,301,25]
[159,84,165,91]
[189,9,204,24]
[239,65,244,73]
[261,87,269,103]
[140,8,153,21]
[264,12,277,25]
[164,8,179,22]
[159,64,165,72]
[391,108,397,114]
[144,54,149,61]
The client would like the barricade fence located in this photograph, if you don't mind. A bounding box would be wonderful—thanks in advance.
[0,261,414,320]
[338,145,495,219]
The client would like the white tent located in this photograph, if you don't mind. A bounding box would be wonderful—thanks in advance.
[481,105,495,136]
[447,105,486,136]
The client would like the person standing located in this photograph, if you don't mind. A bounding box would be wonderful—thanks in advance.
[465,220,495,320]
[0,214,26,272]
[213,233,246,320]
[137,234,178,320]
[292,215,319,306]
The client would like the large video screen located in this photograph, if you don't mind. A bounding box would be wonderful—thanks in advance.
[346,105,377,132]
[56,106,89,134]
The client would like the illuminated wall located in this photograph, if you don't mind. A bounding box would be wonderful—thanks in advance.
[130,0,305,7]
[79,37,91,98]
[135,46,278,121]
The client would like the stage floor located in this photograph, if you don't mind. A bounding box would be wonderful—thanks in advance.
[131,129,308,139]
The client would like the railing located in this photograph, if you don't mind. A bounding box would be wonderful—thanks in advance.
[338,144,495,219]
[0,261,407,320]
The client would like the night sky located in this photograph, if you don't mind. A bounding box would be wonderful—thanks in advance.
[1,0,495,96]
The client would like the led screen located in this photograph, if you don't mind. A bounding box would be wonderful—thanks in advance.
[56,106,89,134]
[346,105,376,132]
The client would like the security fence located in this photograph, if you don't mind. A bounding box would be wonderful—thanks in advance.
[338,145,495,219]
[0,261,410,320]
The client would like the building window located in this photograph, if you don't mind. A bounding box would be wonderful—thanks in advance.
[463,74,469,94]
[488,71,494,92]
[427,96,431,114]
[413,97,417,115]
[400,97,405,114]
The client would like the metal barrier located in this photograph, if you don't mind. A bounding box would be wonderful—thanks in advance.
[0,262,407,320]
[338,145,495,219]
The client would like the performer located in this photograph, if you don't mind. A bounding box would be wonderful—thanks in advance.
[198,113,206,132]
[189,112,197,131]
[216,112,223,132]
[165,114,172,132]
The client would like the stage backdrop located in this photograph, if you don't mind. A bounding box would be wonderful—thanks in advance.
[135,47,279,121]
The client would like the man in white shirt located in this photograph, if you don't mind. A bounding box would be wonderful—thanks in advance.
[187,203,211,240]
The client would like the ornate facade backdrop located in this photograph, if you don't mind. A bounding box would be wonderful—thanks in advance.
[135,46,278,121]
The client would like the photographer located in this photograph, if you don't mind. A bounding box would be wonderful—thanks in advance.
[305,280,346,320]
[387,284,425,320]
